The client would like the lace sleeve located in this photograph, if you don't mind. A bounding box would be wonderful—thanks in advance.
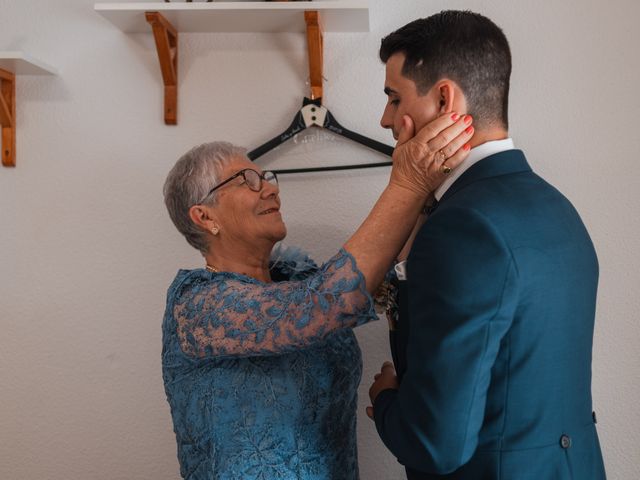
[172,249,376,359]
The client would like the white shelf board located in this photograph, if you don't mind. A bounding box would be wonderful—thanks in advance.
[95,1,369,33]
[0,51,57,75]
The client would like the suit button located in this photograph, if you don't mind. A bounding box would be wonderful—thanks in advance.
[560,434,571,449]
[593,411,597,424]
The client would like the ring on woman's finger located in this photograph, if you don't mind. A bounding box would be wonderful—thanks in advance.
[438,149,447,163]
[441,163,452,175]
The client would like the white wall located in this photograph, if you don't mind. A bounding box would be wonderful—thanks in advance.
[1,0,638,478]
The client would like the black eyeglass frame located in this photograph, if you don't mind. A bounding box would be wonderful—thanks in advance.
[197,168,278,204]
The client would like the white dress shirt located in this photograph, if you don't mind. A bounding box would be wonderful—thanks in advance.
[394,138,515,280]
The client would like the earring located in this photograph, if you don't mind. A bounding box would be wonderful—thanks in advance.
[211,225,219,235]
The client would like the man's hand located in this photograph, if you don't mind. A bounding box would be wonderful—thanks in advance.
[366,361,399,419]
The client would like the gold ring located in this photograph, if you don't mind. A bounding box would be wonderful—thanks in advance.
[438,149,447,162]
[441,163,452,175]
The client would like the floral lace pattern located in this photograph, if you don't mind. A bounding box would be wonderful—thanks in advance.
[162,247,377,479]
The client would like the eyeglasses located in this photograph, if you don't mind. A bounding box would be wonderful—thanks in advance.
[198,168,278,204]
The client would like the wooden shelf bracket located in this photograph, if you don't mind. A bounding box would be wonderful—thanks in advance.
[305,11,323,101]
[145,12,178,125]
[0,68,16,167]
[95,2,370,125]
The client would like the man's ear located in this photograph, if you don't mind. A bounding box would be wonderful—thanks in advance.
[188,204,218,232]
[436,81,457,114]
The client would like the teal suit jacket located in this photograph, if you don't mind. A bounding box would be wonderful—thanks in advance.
[374,150,606,479]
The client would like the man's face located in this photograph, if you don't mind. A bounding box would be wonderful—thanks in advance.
[380,52,441,140]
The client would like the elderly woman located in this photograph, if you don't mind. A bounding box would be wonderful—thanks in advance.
[161,113,472,479]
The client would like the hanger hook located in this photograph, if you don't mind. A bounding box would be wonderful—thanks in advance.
[305,76,328,100]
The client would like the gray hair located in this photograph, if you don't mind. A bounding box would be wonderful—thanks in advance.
[163,141,247,254]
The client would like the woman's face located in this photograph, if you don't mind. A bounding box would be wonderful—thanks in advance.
[211,156,287,246]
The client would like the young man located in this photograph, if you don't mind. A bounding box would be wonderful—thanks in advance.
[368,10,606,479]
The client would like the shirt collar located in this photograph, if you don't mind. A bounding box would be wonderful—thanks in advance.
[434,138,515,201]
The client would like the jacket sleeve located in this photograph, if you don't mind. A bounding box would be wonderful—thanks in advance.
[373,206,519,474]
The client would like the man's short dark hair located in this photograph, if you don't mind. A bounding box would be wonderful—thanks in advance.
[380,10,512,130]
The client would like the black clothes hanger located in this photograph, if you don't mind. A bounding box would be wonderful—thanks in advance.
[247,97,394,175]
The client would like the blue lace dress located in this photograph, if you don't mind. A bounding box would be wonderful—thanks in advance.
[162,247,377,480]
